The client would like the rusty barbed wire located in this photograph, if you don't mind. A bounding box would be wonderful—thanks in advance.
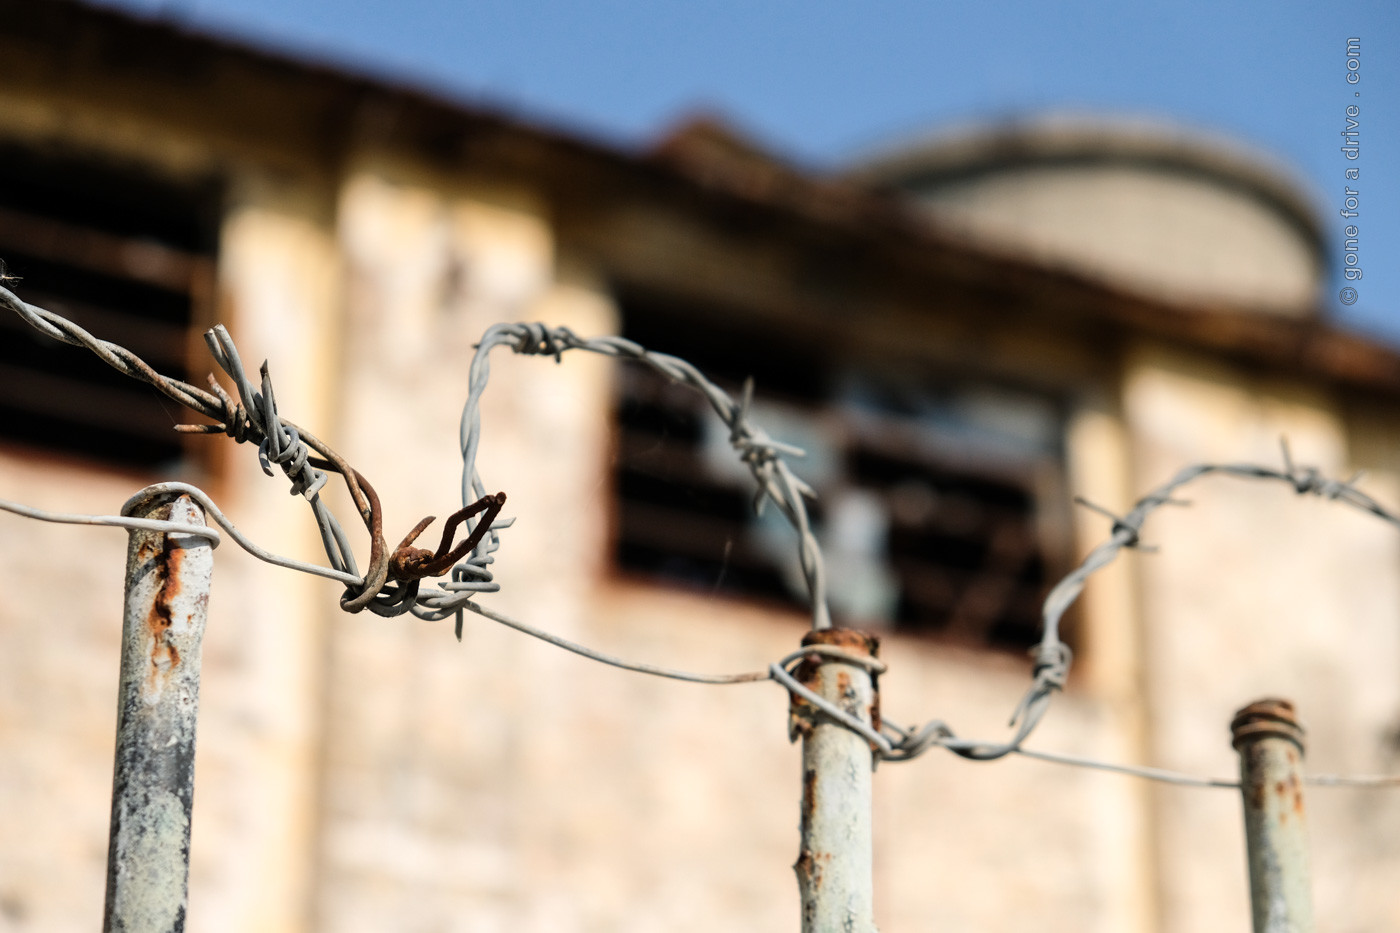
[0,283,513,617]
[8,287,1400,790]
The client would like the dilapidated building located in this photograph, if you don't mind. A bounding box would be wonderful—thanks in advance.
[2,3,1399,931]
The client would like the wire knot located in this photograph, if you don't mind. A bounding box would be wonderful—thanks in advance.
[514,323,568,362]
[725,378,811,515]
[1073,496,1151,549]
[248,366,328,500]
[1031,642,1072,691]
[1111,518,1142,548]
[1278,437,1352,502]
[730,423,781,470]
[218,400,254,443]
[1286,466,1349,500]
[882,719,956,760]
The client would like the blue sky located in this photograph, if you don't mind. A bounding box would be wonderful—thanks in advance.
[105,0,1400,340]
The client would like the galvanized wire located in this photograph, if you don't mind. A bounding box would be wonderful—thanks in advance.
[449,598,1400,790]
[446,325,1400,782]
[1,284,400,609]
[9,287,1400,791]
[0,494,223,545]
[449,319,1058,761]
[462,600,771,683]
[0,483,363,587]
[868,439,1400,765]
[1008,746,1241,788]
[3,282,510,622]
[1011,745,1400,790]
[451,322,828,634]
[9,477,1394,791]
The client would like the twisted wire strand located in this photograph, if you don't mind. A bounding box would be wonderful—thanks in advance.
[8,289,1400,789]
[450,322,829,634]
[4,281,499,622]
[3,285,389,609]
[450,322,1053,759]
[872,439,1400,765]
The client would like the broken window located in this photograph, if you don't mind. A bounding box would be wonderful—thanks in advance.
[0,144,218,469]
[612,293,1071,651]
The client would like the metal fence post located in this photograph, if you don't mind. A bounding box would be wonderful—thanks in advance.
[788,629,880,933]
[103,491,214,933]
[1231,698,1314,933]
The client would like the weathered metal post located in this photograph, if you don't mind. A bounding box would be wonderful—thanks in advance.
[788,629,880,933]
[104,490,214,933]
[1231,698,1314,933]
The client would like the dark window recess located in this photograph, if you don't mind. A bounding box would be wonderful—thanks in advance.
[0,145,218,468]
[612,299,1070,652]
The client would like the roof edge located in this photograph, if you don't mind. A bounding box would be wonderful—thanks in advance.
[846,113,1327,257]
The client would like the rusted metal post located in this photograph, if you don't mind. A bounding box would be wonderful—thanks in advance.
[788,629,880,933]
[104,491,213,933]
[1231,698,1314,933]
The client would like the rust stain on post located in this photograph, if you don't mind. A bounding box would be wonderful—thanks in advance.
[801,628,876,653]
[145,545,186,687]
[1231,697,1314,933]
[791,629,881,736]
[790,628,880,933]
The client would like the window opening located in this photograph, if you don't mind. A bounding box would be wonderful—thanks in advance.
[0,144,218,468]
[612,293,1069,651]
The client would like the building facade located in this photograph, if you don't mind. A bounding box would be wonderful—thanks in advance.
[2,3,1400,931]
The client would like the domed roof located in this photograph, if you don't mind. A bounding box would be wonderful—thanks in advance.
[849,115,1326,315]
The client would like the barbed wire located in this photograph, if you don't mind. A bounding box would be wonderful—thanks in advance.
[0,284,522,618]
[1,285,387,600]
[451,321,1069,758]
[453,323,828,632]
[7,284,1400,789]
[443,323,1400,783]
[867,438,1400,766]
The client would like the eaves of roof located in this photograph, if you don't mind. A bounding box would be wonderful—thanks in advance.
[10,0,1400,397]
